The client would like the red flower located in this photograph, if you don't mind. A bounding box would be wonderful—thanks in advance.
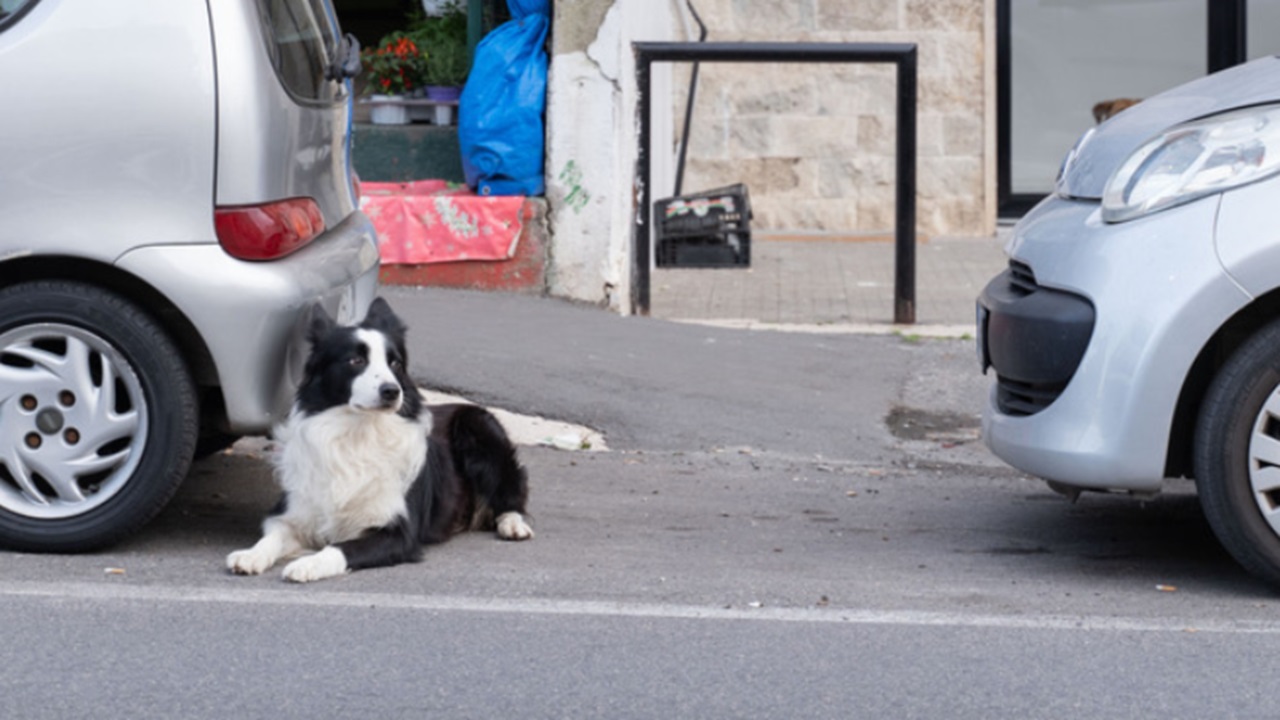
[363,31,427,96]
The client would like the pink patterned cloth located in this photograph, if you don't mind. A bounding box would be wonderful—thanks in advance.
[359,180,524,265]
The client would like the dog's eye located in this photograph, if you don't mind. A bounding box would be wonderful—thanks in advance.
[390,359,403,371]
[349,356,366,368]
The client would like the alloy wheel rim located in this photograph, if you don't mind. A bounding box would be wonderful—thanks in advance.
[0,323,149,519]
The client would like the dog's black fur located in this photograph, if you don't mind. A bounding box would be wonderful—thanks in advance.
[305,402,532,573]
[226,298,532,582]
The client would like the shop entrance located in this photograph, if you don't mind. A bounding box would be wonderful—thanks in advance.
[999,0,1280,217]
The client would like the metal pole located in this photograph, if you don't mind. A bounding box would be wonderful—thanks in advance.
[635,41,917,64]
[1207,0,1247,73]
[673,1,708,196]
[634,55,653,316]
[466,0,483,64]
[894,47,917,325]
[674,68,699,197]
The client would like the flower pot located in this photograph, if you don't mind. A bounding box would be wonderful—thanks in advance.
[432,105,455,125]
[425,85,462,102]
[369,95,410,125]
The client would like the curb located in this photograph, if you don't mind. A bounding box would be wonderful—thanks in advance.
[419,388,607,452]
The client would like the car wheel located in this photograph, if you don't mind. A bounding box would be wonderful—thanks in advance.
[0,280,197,552]
[1193,318,1280,586]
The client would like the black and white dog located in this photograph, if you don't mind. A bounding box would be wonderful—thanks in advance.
[227,297,533,583]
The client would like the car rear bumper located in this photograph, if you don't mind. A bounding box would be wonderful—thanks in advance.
[115,211,381,433]
[979,196,1248,493]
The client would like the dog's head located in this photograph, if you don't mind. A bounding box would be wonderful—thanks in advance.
[294,297,422,419]
[1092,98,1142,124]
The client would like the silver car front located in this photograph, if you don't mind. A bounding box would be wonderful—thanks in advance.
[980,57,1280,494]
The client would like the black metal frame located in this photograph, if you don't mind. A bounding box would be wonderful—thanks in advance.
[633,41,919,323]
[1208,0,1248,73]
[997,0,1250,218]
[995,0,1038,218]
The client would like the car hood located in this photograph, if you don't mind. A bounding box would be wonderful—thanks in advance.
[1058,55,1280,199]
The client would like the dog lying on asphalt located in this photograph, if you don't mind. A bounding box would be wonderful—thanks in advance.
[227,297,533,583]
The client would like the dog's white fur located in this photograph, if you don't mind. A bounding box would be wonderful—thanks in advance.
[278,405,429,545]
[226,336,431,581]
[227,303,532,583]
[350,330,401,411]
[281,546,349,583]
[496,511,534,541]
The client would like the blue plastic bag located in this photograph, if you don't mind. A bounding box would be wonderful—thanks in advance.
[458,0,549,196]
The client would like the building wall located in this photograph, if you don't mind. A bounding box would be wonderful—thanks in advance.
[545,0,678,311]
[542,0,995,311]
[673,0,995,237]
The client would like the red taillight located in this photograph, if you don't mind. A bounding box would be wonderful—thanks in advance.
[214,198,326,261]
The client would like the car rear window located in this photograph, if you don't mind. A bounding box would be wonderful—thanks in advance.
[258,0,342,103]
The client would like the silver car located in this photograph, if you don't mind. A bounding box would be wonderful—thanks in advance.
[979,55,1280,586]
[0,0,379,551]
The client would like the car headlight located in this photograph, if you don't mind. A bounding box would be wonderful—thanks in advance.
[1102,104,1280,223]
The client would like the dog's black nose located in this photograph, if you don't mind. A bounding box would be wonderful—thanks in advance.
[379,383,401,403]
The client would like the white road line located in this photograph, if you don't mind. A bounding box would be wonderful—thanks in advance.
[2,580,1275,635]
[669,318,976,338]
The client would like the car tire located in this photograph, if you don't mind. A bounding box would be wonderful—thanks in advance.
[0,280,198,552]
[1194,318,1280,586]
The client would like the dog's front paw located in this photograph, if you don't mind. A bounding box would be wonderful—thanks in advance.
[282,546,348,583]
[227,548,275,576]
[496,512,534,541]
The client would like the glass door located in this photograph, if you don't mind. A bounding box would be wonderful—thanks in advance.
[998,0,1280,216]
[1250,0,1280,59]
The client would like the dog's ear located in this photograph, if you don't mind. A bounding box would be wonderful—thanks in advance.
[306,302,336,344]
[362,296,406,337]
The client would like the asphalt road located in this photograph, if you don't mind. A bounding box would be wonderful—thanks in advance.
[1,288,1277,719]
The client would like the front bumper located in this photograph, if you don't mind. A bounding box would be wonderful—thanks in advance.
[978,262,1095,416]
[116,211,381,433]
[979,196,1249,493]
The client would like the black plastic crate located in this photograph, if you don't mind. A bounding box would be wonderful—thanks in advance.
[654,184,751,268]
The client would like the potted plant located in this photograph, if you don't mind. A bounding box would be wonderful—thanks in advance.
[423,38,468,100]
[408,1,470,120]
[362,31,429,125]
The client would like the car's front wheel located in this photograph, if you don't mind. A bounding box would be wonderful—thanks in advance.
[1195,318,1280,587]
[0,280,197,552]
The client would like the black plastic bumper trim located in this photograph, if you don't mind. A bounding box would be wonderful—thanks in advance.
[978,265,1095,415]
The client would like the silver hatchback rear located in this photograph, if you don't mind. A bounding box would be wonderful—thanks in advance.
[0,0,379,551]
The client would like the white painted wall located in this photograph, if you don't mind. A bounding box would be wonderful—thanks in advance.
[545,0,678,313]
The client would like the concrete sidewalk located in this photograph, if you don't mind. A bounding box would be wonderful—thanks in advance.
[648,230,1010,333]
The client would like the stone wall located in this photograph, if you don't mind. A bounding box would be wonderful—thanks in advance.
[671,0,994,237]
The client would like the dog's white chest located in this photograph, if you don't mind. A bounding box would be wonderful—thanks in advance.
[274,408,429,544]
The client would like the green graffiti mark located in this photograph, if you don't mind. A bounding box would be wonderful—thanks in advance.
[558,160,590,214]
